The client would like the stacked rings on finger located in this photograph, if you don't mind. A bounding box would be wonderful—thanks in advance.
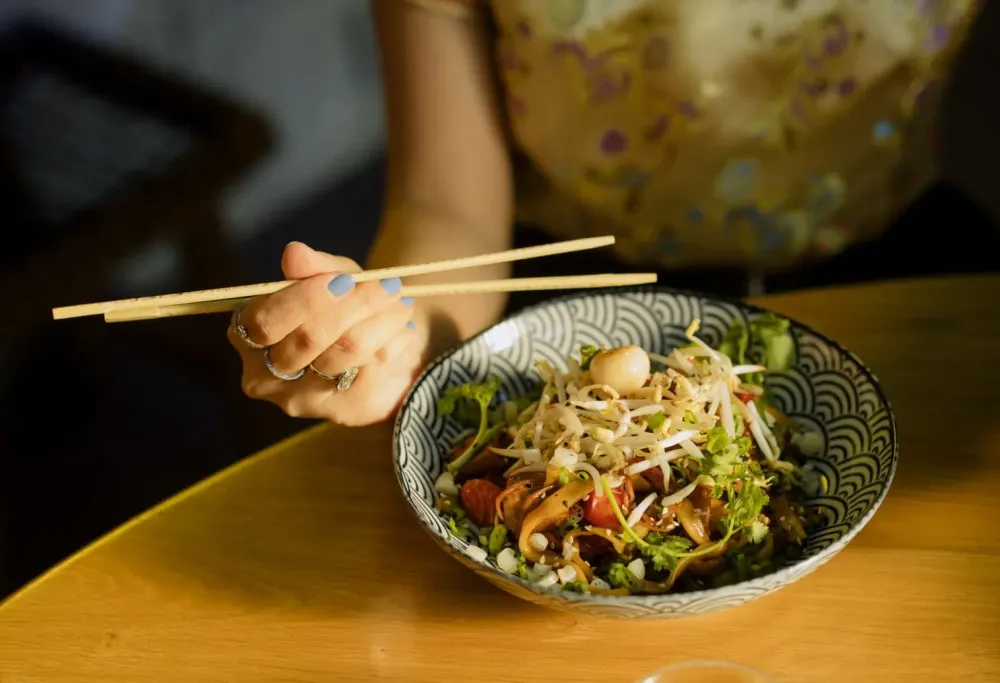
[232,301,267,350]
[309,364,360,391]
[264,348,306,381]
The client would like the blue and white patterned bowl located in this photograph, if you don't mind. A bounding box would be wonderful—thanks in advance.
[392,288,897,619]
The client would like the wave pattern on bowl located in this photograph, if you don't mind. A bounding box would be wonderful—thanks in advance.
[393,289,897,619]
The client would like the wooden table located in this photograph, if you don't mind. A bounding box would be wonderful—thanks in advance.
[3,276,1000,683]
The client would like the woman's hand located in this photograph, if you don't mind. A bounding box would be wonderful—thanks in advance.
[228,242,424,426]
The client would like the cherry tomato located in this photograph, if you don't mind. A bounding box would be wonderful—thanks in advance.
[584,484,628,529]
[460,479,502,527]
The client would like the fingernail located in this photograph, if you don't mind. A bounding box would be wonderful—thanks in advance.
[328,273,356,296]
[400,297,414,307]
[380,277,402,295]
[407,321,416,330]
[286,241,305,249]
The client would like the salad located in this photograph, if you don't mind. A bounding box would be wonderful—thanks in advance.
[433,314,826,596]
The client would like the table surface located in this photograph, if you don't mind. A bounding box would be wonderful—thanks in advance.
[3,275,1000,683]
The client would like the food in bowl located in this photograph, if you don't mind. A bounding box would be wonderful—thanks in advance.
[432,314,828,597]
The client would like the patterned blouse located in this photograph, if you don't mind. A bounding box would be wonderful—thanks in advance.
[405,0,980,269]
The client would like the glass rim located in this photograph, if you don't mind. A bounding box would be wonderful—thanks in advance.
[637,660,777,683]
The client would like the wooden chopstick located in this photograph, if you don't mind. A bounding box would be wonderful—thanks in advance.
[102,273,658,323]
[53,235,617,320]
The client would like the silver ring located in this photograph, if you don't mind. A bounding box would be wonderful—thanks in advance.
[232,301,266,350]
[264,348,305,381]
[309,364,359,391]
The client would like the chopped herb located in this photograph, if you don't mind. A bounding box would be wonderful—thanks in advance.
[750,312,794,373]
[735,552,750,582]
[515,554,529,580]
[599,476,715,574]
[608,562,640,591]
[562,581,589,593]
[719,322,749,364]
[647,412,666,430]
[641,534,695,572]
[683,410,698,424]
[727,476,769,539]
[579,344,601,370]
[749,520,769,544]
[559,468,570,486]
[488,524,508,555]
[701,426,753,487]
[448,517,471,540]
[440,377,504,474]
[556,516,580,536]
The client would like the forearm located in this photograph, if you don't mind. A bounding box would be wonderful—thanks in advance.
[369,0,513,356]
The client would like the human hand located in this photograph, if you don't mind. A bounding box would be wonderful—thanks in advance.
[228,242,424,426]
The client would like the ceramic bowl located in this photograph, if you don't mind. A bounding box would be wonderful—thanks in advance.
[393,288,897,619]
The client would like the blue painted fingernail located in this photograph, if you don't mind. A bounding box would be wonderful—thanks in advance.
[400,297,414,307]
[328,273,356,296]
[380,277,402,295]
[407,321,416,330]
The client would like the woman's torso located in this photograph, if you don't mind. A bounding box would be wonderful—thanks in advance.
[487,0,979,270]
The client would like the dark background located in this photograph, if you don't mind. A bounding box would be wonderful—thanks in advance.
[1,1,999,598]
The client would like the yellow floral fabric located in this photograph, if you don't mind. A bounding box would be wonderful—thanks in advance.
[417,0,982,269]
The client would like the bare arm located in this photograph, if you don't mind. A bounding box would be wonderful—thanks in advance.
[367,0,513,354]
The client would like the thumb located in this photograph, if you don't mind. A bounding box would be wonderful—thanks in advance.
[281,242,361,280]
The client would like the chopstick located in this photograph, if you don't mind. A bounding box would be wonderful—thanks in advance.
[53,235,617,320]
[102,273,658,323]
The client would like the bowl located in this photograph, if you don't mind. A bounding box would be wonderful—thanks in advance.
[392,287,897,619]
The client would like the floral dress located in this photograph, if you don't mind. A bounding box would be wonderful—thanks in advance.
[405,0,980,270]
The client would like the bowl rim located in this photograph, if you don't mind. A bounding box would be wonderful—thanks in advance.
[392,284,899,606]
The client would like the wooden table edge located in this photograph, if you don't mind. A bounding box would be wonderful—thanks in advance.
[0,422,334,613]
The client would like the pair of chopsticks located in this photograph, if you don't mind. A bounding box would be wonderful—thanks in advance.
[52,235,657,323]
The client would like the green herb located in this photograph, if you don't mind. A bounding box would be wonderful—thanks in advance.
[647,412,667,430]
[559,468,570,486]
[515,554,529,580]
[556,516,580,536]
[705,426,730,456]
[683,410,697,425]
[748,520,769,544]
[440,377,504,474]
[641,535,695,572]
[698,427,770,541]
[701,427,752,487]
[488,524,508,555]
[438,495,466,521]
[562,581,589,593]
[719,322,749,364]
[448,517,471,540]
[608,563,640,591]
[750,312,794,373]
[727,475,769,537]
[735,552,750,582]
[599,476,711,575]
[579,344,601,370]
